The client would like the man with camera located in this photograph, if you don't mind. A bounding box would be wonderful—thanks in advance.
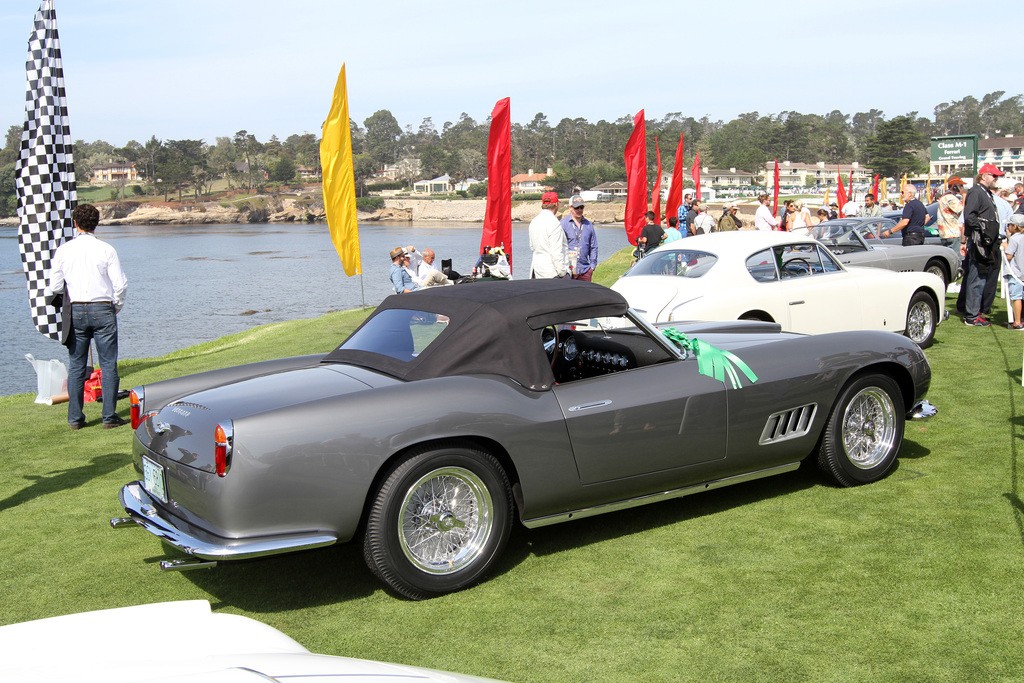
[962,165,1004,327]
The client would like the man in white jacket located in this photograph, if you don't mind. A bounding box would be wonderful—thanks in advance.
[529,192,569,278]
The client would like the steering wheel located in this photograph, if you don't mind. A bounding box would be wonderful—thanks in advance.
[786,257,811,275]
[542,326,560,369]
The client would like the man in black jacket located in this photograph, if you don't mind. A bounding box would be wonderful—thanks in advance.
[962,164,1004,326]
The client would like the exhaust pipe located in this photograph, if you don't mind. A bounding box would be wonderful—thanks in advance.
[159,557,218,573]
[161,558,218,572]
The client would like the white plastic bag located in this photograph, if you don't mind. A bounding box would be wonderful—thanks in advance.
[25,354,68,405]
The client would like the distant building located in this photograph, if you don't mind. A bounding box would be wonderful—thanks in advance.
[296,165,319,181]
[589,180,628,197]
[511,168,552,194]
[381,157,422,181]
[90,161,138,184]
[413,174,453,195]
[759,160,873,188]
[455,178,483,192]
[976,135,1024,178]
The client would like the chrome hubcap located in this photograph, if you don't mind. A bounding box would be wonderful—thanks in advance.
[842,388,897,468]
[907,302,933,343]
[399,467,492,574]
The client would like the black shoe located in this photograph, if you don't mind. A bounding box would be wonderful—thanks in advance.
[103,415,129,429]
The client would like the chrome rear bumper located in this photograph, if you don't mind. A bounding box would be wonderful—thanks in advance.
[114,482,336,564]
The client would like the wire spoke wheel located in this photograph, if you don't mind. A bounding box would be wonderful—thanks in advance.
[399,467,493,575]
[905,291,936,348]
[364,445,512,599]
[841,387,897,469]
[818,373,904,487]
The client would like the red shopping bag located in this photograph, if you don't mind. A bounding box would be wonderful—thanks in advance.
[83,368,102,402]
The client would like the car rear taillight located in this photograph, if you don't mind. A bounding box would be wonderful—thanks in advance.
[214,422,233,477]
[129,388,144,429]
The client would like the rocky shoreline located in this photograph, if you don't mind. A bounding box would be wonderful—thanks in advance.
[1,194,754,228]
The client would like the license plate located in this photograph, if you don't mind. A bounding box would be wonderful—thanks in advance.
[142,456,168,503]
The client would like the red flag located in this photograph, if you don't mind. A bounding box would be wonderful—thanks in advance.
[651,136,662,225]
[665,133,684,224]
[870,173,880,201]
[481,97,511,265]
[836,166,848,218]
[691,152,701,203]
[624,110,647,245]
[772,159,780,216]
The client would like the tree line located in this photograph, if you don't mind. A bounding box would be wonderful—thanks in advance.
[0,91,1020,216]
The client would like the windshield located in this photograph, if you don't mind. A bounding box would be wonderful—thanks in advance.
[336,308,448,362]
[629,249,717,278]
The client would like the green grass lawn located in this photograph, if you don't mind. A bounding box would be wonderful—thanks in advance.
[2,260,1024,682]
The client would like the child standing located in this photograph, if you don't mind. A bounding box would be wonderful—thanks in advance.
[1004,215,1024,329]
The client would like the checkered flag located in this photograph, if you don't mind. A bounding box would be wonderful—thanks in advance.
[15,0,76,342]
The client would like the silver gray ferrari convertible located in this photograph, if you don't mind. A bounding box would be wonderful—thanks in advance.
[113,279,935,599]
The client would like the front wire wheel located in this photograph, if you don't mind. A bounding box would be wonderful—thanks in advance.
[364,445,512,600]
[905,291,937,348]
[818,374,905,487]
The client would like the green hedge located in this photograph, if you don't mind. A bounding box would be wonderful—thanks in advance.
[356,196,385,211]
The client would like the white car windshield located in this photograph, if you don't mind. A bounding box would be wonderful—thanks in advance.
[629,250,717,278]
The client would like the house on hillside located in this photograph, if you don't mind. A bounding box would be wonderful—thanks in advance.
[90,161,138,184]
[589,180,628,197]
[511,168,552,194]
[455,178,483,192]
[413,174,453,194]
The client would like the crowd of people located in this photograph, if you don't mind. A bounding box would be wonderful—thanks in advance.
[388,167,1024,334]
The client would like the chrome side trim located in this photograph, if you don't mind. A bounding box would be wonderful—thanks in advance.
[567,400,612,412]
[521,462,801,529]
[117,482,337,561]
[908,399,938,420]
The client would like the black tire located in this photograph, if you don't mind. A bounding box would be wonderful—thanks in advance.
[817,373,904,487]
[924,259,949,289]
[363,444,513,600]
[904,291,937,348]
[740,312,773,323]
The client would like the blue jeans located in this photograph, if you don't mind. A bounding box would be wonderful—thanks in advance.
[964,263,991,319]
[67,302,120,425]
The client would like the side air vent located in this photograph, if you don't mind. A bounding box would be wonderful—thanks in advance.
[759,404,818,445]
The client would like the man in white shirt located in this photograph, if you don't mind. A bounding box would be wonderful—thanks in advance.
[529,192,569,278]
[404,246,449,286]
[754,193,780,231]
[45,203,128,429]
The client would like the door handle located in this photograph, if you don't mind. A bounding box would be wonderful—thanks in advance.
[788,300,805,305]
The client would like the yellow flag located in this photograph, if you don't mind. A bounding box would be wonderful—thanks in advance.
[823,188,830,207]
[321,64,361,276]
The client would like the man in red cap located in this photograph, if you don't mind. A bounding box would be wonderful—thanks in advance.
[962,164,1004,326]
[529,191,569,278]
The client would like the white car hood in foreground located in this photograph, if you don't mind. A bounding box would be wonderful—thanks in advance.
[0,600,504,683]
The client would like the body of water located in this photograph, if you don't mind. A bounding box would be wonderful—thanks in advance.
[1,220,630,397]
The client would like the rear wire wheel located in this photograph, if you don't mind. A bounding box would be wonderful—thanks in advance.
[817,373,904,487]
[363,444,513,600]
[924,259,949,289]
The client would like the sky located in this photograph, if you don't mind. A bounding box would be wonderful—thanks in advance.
[0,0,1018,148]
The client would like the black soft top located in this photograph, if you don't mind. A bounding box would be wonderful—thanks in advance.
[323,279,628,390]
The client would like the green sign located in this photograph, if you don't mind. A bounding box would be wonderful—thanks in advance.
[930,135,977,164]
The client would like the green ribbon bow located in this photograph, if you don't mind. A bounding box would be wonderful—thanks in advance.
[661,327,759,389]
